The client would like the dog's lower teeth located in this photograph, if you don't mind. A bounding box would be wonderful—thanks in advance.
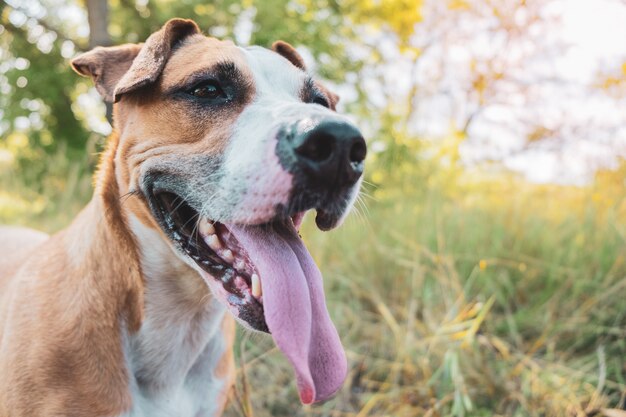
[235,259,245,271]
[207,234,223,250]
[251,273,262,298]
[222,249,234,263]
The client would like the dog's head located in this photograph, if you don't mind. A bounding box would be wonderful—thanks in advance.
[72,18,366,404]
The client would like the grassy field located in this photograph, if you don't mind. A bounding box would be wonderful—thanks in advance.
[1,146,625,417]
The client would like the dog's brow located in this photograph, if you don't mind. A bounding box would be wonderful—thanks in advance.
[168,61,244,92]
[214,61,239,79]
[301,76,326,102]
[303,77,315,91]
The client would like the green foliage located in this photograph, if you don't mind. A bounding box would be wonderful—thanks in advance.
[0,0,370,191]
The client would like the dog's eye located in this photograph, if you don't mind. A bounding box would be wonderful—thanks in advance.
[190,81,226,100]
[311,95,330,108]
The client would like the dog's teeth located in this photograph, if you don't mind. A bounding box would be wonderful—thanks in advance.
[251,273,262,298]
[235,259,246,271]
[222,249,234,263]
[207,234,223,250]
[199,219,215,235]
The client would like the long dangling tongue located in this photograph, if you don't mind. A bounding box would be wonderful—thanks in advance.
[227,221,347,404]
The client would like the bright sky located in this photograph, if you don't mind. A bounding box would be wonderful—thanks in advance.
[475,0,626,184]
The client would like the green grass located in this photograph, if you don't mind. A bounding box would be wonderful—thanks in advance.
[1,151,625,417]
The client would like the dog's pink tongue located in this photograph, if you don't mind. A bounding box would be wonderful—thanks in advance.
[227,222,347,404]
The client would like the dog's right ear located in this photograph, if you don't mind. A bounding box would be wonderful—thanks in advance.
[71,44,142,103]
[71,18,201,103]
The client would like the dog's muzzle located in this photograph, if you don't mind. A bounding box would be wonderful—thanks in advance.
[276,118,367,229]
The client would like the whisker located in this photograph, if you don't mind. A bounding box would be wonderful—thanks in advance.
[181,211,200,232]
[119,190,139,207]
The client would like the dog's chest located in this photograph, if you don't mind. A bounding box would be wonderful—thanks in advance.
[120,217,234,417]
[122,377,225,417]
[122,343,229,417]
[120,294,232,417]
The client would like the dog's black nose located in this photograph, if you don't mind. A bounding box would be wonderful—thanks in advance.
[290,120,366,187]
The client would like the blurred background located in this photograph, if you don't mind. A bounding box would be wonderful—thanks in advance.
[1,0,626,415]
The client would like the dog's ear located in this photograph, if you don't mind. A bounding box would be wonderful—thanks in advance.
[271,41,340,108]
[72,44,142,102]
[113,19,200,102]
[71,18,201,103]
[272,40,306,71]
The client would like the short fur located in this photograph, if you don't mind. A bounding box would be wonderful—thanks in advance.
[0,18,355,417]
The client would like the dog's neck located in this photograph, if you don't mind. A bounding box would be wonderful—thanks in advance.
[125,213,229,390]
[87,133,235,415]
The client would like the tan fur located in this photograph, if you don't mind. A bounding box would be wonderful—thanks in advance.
[0,134,145,416]
[0,19,244,417]
[212,317,236,417]
[0,18,342,417]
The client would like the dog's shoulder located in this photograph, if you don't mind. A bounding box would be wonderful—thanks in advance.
[0,226,49,285]
[0,215,139,417]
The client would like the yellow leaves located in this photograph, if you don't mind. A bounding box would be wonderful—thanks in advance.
[440,297,496,349]
[1,7,11,26]
[461,296,495,347]
[596,62,626,93]
[591,192,603,203]
[40,130,53,147]
[399,44,421,58]
[109,23,122,38]
[448,0,471,11]
[370,169,384,184]
[472,73,488,103]
[527,126,553,143]
[600,75,624,90]
[6,132,28,150]
[342,0,424,44]
[193,4,216,16]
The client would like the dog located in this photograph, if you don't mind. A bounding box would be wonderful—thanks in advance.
[0,18,366,417]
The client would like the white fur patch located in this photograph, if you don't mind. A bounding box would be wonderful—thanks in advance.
[120,216,231,417]
[213,46,355,225]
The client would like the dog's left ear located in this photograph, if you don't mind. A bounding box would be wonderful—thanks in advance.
[272,41,341,109]
[272,41,307,71]
[72,19,200,102]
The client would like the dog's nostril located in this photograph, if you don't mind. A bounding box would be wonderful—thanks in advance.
[349,138,367,163]
[296,132,334,163]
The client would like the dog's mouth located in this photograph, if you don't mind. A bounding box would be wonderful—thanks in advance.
[152,191,270,332]
[148,190,347,404]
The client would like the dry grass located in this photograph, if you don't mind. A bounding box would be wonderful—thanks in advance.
[1,150,625,417]
[224,175,626,417]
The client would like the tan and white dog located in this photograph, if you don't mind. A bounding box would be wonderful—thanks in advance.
[0,18,366,417]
